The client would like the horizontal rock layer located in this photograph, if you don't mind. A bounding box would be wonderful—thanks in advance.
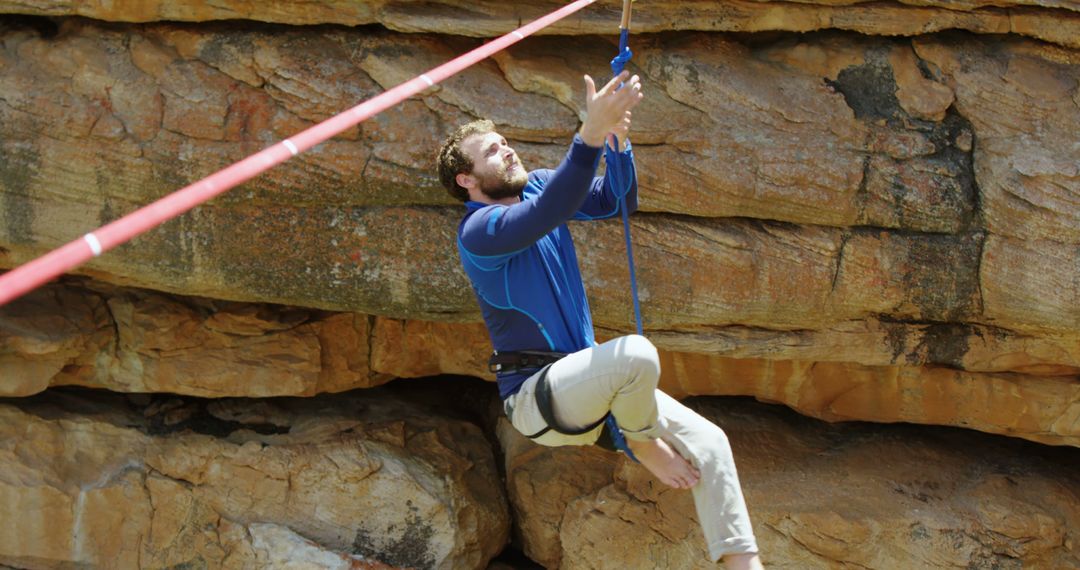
[0,20,1077,334]
[4,280,1078,447]
[0,1,1077,49]
[0,386,509,569]
[498,397,1080,569]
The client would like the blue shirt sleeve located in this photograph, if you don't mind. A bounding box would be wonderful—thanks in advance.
[459,134,602,258]
[573,140,638,220]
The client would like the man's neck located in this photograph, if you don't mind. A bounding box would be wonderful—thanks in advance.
[470,194,521,206]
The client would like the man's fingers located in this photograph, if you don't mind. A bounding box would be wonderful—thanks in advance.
[614,77,643,108]
[584,74,596,100]
[599,70,630,96]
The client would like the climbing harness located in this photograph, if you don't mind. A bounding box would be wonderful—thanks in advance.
[491,355,637,455]
[525,365,610,440]
[488,350,566,374]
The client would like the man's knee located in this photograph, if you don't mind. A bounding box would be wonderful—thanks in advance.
[700,424,736,464]
[621,334,660,384]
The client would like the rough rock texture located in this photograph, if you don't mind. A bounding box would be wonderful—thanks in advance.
[1,21,1078,325]
[0,3,1079,567]
[0,386,509,569]
[0,280,492,397]
[0,1,1077,49]
[5,280,1080,447]
[10,279,1080,447]
[498,397,1080,569]
[0,19,1077,429]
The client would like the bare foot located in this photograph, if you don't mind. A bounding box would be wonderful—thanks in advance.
[723,553,764,570]
[625,437,701,489]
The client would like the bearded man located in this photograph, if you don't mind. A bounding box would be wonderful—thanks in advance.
[436,71,763,569]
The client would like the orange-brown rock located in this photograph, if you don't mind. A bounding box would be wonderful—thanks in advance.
[498,398,1080,569]
[660,353,1080,447]
[1,22,1076,330]
[2,22,1076,336]
[0,3,1078,569]
[4,278,1075,446]
[914,37,1080,244]
[0,281,392,398]
[5,280,1078,447]
[0,387,509,569]
[0,1,1077,49]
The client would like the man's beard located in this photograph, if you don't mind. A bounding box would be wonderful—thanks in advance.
[477,166,528,201]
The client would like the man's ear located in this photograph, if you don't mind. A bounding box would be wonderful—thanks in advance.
[455,172,476,192]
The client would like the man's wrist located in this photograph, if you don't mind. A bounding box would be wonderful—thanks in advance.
[569,134,603,168]
[578,124,606,148]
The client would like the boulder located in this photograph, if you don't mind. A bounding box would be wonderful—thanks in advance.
[0,387,510,569]
[498,397,1080,568]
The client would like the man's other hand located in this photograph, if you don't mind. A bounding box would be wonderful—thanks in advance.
[580,71,643,149]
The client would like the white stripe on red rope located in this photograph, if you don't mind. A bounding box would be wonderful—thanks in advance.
[83,233,103,257]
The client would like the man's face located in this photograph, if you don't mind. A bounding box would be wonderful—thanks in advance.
[461,131,528,201]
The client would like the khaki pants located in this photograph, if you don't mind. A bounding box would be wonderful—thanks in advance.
[504,335,759,560]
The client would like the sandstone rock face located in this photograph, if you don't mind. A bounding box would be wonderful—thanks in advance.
[0,281,393,397]
[0,1,1076,48]
[1,3,1079,567]
[0,387,510,569]
[499,398,1080,569]
[4,280,1079,447]
[0,20,1076,351]
[0,280,494,397]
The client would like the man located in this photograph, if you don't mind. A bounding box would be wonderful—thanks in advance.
[437,71,763,569]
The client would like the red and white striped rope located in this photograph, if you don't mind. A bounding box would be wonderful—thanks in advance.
[0,0,598,306]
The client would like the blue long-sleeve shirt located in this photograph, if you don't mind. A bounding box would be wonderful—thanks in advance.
[457,134,638,398]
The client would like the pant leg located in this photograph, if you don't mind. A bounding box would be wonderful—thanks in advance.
[546,334,663,441]
[655,391,759,560]
[504,335,663,447]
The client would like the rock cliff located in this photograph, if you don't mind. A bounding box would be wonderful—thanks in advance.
[1,1,1078,568]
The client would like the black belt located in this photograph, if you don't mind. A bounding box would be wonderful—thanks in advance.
[488,350,566,374]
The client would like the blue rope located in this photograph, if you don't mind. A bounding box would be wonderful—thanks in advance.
[603,27,642,464]
[608,28,641,337]
[611,29,633,85]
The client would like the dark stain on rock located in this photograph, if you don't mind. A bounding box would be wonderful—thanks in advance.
[920,109,979,232]
[0,142,42,246]
[918,322,972,368]
[353,500,436,569]
[904,231,984,322]
[830,41,979,233]
[880,319,911,365]
[826,46,902,123]
[94,158,120,228]
[198,32,256,71]
[162,558,208,570]
[98,197,118,228]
